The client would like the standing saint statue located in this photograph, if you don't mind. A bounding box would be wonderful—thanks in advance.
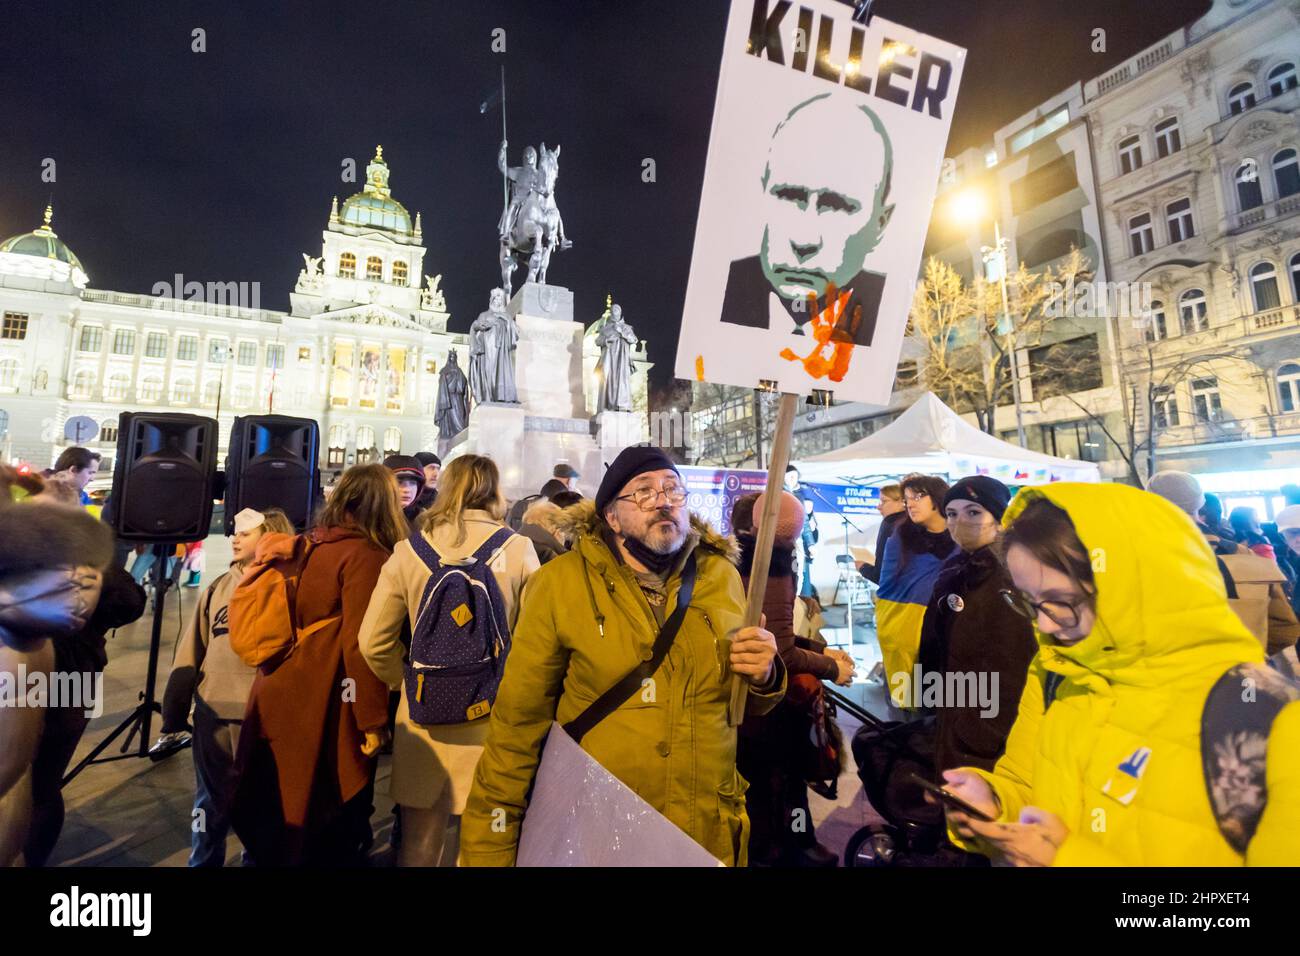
[595,303,638,413]
[434,348,471,442]
[468,288,520,405]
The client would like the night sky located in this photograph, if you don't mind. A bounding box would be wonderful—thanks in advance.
[1,0,1210,389]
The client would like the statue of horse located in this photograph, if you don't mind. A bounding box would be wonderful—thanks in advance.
[500,143,568,297]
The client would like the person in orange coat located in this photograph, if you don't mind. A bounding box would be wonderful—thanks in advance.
[231,465,408,866]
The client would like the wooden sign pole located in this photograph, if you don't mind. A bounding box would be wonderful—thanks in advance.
[728,390,800,726]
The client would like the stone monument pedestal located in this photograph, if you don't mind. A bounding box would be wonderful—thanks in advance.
[594,409,648,453]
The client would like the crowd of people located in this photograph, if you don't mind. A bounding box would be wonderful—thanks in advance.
[2,442,1299,867]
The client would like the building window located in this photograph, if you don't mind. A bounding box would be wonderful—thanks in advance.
[105,373,130,401]
[1279,363,1300,413]
[366,257,383,281]
[100,420,118,445]
[895,360,919,387]
[1274,148,1300,198]
[171,378,195,404]
[1229,81,1257,115]
[1128,213,1154,257]
[383,426,402,455]
[1291,253,1300,301]
[78,326,102,353]
[1119,135,1143,175]
[1027,335,1104,400]
[1153,387,1180,429]
[1154,117,1182,159]
[233,382,253,408]
[0,359,19,390]
[1191,377,1223,422]
[111,329,136,356]
[202,380,221,406]
[266,344,285,369]
[237,341,258,367]
[339,252,356,279]
[138,376,163,402]
[1145,300,1168,342]
[1036,419,1107,463]
[1,312,29,340]
[1179,289,1209,333]
[297,345,312,366]
[392,261,408,287]
[1252,262,1282,311]
[1237,162,1264,210]
[175,335,198,361]
[1268,62,1298,97]
[355,425,376,464]
[71,370,95,398]
[1166,197,1195,243]
[208,339,228,364]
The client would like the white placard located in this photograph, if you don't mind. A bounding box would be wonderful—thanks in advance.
[676,0,966,405]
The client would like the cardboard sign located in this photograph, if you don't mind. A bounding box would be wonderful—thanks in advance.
[676,0,966,405]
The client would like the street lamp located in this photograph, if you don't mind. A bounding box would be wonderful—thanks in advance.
[950,189,1027,448]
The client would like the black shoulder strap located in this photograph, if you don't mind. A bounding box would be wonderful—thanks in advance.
[1216,556,1239,599]
[563,552,698,744]
[1201,662,1300,854]
[1042,671,1064,711]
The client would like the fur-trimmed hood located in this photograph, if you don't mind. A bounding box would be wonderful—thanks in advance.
[0,502,114,577]
[552,499,739,564]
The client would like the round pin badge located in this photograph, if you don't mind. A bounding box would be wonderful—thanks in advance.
[947,593,965,612]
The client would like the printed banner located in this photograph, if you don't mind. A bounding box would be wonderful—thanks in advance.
[679,465,770,537]
[676,0,965,404]
[801,480,880,517]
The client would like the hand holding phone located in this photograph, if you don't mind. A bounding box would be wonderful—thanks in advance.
[907,770,996,822]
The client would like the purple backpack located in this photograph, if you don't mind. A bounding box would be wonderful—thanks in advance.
[404,527,515,725]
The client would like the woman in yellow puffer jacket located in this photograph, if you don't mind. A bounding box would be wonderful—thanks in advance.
[941,482,1300,866]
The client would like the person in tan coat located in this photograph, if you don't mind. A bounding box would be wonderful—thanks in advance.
[231,465,407,866]
[360,455,539,867]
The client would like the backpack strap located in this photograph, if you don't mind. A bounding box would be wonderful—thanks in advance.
[1216,556,1239,599]
[562,552,698,744]
[408,528,443,573]
[1200,662,1300,854]
[472,527,517,568]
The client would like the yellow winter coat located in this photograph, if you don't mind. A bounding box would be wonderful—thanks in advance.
[951,482,1300,866]
[460,502,786,866]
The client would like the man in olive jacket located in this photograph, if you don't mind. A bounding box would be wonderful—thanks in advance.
[461,447,786,866]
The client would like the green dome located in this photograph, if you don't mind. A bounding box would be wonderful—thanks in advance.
[0,224,85,273]
[340,192,412,235]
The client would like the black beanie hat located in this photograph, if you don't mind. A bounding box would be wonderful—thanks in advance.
[383,454,425,485]
[942,475,1012,522]
[595,446,680,514]
[414,452,441,468]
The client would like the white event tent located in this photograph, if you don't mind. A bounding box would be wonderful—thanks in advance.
[795,391,1101,486]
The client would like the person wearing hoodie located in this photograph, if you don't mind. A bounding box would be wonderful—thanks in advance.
[874,473,956,706]
[157,507,295,866]
[459,446,785,866]
[916,477,1036,780]
[0,468,113,866]
[940,483,1300,866]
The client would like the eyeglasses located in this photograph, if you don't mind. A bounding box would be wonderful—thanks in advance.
[999,589,1087,629]
[616,483,687,511]
[904,492,930,503]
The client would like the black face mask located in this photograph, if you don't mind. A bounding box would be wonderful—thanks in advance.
[622,517,684,575]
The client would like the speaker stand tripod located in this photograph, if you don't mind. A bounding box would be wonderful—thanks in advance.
[62,542,180,786]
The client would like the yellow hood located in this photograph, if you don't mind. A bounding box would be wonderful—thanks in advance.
[1002,482,1262,690]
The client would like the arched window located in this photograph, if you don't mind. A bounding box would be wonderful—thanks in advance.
[327,424,347,468]
[105,372,130,401]
[1154,116,1182,158]
[202,380,221,406]
[338,252,356,279]
[355,425,376,463]
[1144,300,1168,342]
[70,369,95,399]
[1252,262,1282,311]
[1269,62,1298,97]
[0,359,19,390]
[138,376,163,402]
[392,261,408,287]
[383,426,402,455]
[1279,363,1300,413]
[366,256,383,281]
[1128,213,1154,257]
[1119,135,1143,175]
[99,420,118,445]
[1229,81,1257,115]
[171,378,195,404]
[1180,288,1209,334]
[1274,148,1300,198]
[1237,161,1264,210]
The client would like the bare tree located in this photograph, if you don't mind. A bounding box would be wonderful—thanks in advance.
[689,382,776,468]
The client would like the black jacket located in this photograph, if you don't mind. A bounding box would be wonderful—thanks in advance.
[861,510,905,585]
[917,545,1037,779]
